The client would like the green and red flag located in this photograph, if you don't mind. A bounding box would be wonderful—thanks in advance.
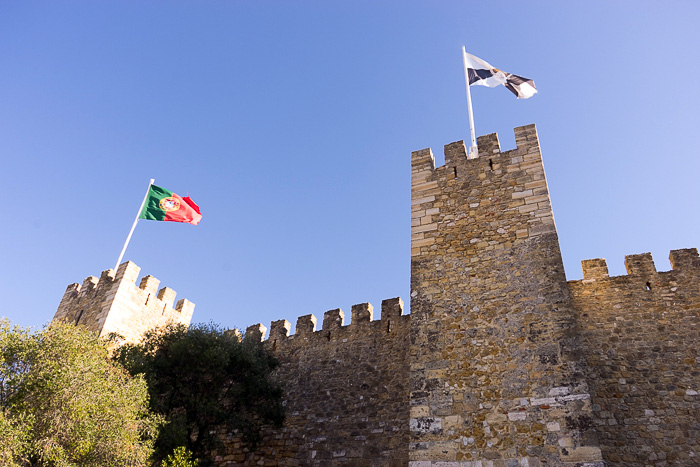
[139,184,202,225]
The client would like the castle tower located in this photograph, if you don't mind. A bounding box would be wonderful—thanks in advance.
[54,261,194,344]
[409,125,603,465]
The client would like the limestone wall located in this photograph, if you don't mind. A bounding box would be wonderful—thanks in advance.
[214,298,410,466]
[408,125,602,466]
[569,249,700,465]
[54,124,700,467]
[54,261,194,344]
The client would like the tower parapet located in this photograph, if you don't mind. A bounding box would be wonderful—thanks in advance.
[54,261,194,344]
[411,124,555,261]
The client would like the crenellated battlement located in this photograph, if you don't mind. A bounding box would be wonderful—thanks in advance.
[242,298,406,346]
[54,261,194,344]
[410,124,541,180]
[410,124,556,259]
[571,247,700,283]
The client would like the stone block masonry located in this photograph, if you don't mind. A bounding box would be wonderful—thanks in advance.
[54,261,194,344]
[55,124,700,466]
[409,125,602,466]
[569,248,700,465]
[211,298,410,466]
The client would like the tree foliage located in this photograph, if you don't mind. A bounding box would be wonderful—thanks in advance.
[161,447,198,467]
[0,409,31,466]
[114,323,284,465]
[0,319,159,466]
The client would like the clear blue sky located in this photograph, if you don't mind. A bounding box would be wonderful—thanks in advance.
[2,1,699,333]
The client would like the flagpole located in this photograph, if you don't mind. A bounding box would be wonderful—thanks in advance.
[113,179,154,274]
[462,46,478,159]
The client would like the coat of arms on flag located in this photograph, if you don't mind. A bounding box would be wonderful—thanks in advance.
[140,184,202,225]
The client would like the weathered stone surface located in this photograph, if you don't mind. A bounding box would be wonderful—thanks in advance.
[55,125,700,466]
[54,261,194,344]
[214,299,410,466]
[409,125,601,466]
[569,247,700,466]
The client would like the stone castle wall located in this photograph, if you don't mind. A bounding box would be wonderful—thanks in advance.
[568,249,700,465]
[54,261,194,344]
[211,299,410,466]
[55,124,700,466]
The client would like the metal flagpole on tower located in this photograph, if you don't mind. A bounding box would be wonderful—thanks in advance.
[462,46,478,159]
[114,178,155,273]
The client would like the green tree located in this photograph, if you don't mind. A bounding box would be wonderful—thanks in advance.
[0,319,160,466]
[161,447,198,467]
[114,323,284,465]
[0,409,31,466]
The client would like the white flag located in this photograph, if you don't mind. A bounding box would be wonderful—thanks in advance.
[464,52,537,99]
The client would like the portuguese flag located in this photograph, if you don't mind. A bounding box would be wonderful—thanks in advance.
[139,184,202,225]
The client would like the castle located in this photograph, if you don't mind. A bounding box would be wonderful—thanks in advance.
[55,124,700,466]
[55,261,194,344]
